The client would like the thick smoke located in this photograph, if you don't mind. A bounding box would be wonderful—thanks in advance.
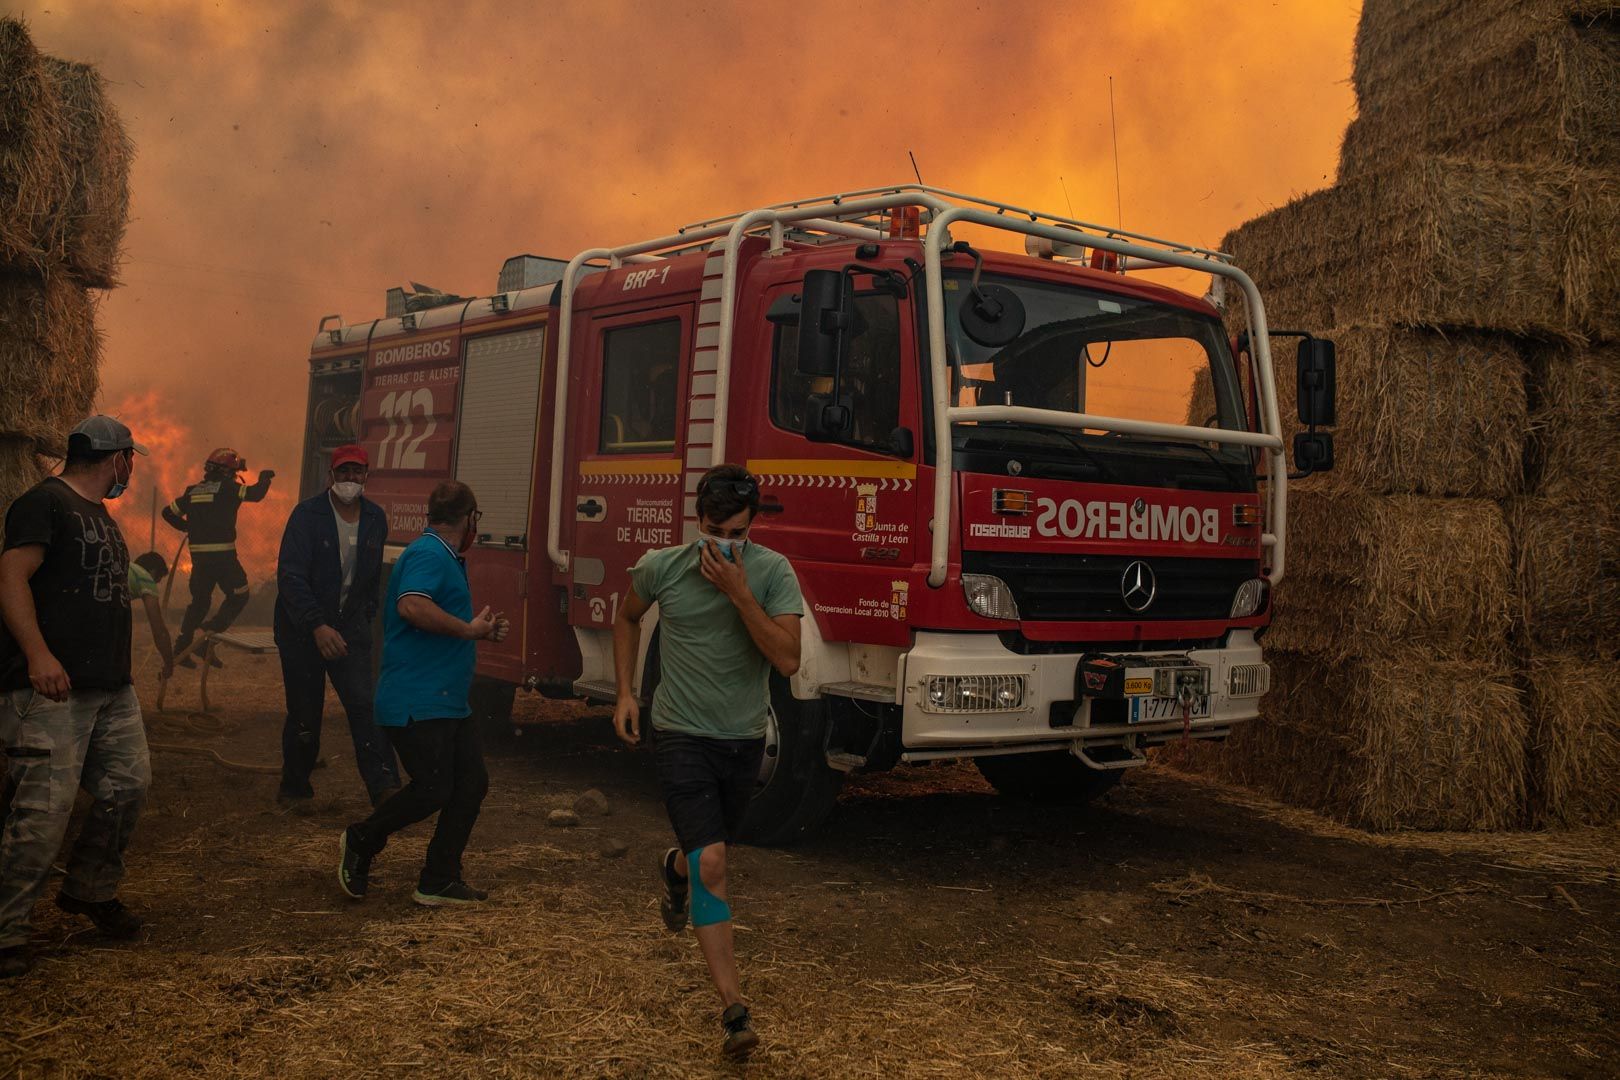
[20,0,1356,503]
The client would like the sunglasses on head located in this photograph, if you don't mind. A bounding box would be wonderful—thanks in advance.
[698,477,759,500]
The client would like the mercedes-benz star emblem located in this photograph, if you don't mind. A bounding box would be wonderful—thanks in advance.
[1132,497,1147,516]
[1007,459,1023,476]
[1121,560,1157,612]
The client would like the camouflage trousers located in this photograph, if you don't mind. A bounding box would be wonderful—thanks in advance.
[0,685,150,948]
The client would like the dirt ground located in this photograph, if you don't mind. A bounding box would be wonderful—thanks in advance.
[2,635,1616,1079]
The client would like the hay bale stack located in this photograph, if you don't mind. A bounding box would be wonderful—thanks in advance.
[0,437,47,546]
[45,59,133,288]
[1352,0,1618,110]
[0,274,102,454]
[1266,494,1514,661]
[1180,1,1620,830]
[0,16,132,286]
[1251,328,1528,498]
[1184,366,1218,430]
[1531,343,1620,501]
[1342,22,1620,176]
[0,16,69,273]
[1222,157,1613,340]
[1524,654,1620,826]
[1509,499,1620,657]
[1176,651,1526,831]
[1510,345,1620,657]
[0,19,125,514]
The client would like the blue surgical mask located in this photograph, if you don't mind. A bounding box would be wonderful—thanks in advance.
[698,536,747,562]
[106,454,130,500]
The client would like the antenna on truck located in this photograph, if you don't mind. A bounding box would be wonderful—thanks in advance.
[908,150,924,185]
[1108,75,1123,228]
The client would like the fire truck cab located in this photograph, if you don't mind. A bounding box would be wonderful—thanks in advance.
[300,187,1334,844]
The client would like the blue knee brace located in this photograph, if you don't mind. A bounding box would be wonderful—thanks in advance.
[687,847,732,927]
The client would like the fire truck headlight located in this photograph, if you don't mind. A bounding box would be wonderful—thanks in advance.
[962,574,1019,621]
[1230,577,1269,619]
[922,674,1028,713]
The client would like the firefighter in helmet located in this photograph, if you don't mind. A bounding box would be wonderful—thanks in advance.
[162,448,274,665]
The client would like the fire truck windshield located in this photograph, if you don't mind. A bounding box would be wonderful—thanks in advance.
[943,272,1253,488]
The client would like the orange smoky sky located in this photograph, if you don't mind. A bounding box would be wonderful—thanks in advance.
[16,0,1359,559]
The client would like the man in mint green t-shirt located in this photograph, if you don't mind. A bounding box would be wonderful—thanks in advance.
[612,463,802,1060]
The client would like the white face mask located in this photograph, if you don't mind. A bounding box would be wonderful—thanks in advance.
[331,481,364,504]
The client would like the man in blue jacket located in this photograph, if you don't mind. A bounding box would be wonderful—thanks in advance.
[273,445,399,808]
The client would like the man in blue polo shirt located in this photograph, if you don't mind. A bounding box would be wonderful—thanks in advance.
[337,481,506,906]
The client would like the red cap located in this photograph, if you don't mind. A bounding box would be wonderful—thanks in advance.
[331,444,368,469]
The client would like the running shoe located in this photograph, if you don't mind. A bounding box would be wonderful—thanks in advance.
[721,1002,759,1059]
[659,846,689,932]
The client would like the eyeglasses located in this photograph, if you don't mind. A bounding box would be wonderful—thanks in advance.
[469,509,483,527]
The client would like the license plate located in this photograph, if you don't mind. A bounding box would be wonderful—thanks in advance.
[1129,695,1211,724]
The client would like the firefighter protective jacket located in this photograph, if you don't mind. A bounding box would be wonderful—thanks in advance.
[162,474,272,553]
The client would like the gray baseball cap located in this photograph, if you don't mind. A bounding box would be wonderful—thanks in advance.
[68,415,148,455]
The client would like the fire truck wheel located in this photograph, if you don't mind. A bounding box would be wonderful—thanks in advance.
[469,676,518,744]
[737,676,844,847]
[974,751,1123,805]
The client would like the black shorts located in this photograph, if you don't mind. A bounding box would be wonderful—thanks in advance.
[653,729,765,854]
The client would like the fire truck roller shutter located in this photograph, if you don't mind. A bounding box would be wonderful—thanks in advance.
[456,327,546,546]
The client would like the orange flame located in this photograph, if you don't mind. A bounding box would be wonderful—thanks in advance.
[104,389,292,583]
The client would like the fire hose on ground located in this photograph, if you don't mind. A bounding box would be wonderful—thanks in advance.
[148,540,290,776]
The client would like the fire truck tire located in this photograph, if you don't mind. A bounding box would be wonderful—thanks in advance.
[974,751,1123,805]
[737,676,844,847]
[469,676,518,743]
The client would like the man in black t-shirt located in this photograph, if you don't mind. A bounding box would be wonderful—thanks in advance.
[0,416,153,979]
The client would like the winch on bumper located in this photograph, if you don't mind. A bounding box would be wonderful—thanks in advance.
[897,630,1270,766]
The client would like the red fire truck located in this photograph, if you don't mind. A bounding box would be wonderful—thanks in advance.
[299,186,1335,844]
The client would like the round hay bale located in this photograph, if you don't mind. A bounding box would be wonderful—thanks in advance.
[0,16,70,273]
[0,273,101,452]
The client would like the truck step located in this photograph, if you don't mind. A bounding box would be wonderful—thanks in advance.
[825,750,868,773]
[1074,743,1149,771]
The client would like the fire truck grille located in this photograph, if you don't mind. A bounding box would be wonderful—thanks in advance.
[961,552,1258,623]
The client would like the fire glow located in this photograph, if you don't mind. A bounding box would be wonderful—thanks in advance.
[103,390,291,583]
[19,3,1356,559]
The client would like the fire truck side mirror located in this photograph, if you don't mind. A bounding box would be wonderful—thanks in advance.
[1293,431,1334,474]
[796,269,850,378]
[1296,337,1336,427]
[804,394,853,441]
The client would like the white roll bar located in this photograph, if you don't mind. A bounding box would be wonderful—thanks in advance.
[545,188,1288,594]
[922,207,1287,587]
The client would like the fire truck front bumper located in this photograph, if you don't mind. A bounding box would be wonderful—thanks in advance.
[897,630,1269,764]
